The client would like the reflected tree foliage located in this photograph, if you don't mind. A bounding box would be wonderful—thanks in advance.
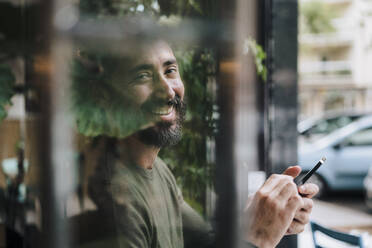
[80,0,216,18]
[299,0,336,34]
[71,51,154,138]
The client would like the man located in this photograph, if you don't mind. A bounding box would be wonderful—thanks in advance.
[75,40,318,248]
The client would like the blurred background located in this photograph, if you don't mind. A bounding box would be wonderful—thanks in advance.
[297,0,372,247]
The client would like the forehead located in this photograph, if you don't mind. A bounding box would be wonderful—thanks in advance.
[132,41,176,67]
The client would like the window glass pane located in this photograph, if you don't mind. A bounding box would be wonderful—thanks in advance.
[1,0,290,247]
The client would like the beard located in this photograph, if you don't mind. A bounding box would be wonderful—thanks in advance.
[137,95,186,148]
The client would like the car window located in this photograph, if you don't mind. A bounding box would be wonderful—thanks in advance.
[343,127,372,146]
[308,116,354,135]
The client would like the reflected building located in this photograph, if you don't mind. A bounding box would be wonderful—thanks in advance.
[299,0,372,120]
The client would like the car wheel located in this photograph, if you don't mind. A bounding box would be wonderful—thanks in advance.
[299,172,327,198]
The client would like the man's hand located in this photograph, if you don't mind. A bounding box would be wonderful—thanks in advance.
[285,167,319,235]
[243,166,317,248]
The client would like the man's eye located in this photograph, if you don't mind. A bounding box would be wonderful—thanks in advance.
[133,72,152,82]
[165,67,177,75]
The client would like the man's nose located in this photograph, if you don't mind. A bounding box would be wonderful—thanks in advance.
[153,73,175,99]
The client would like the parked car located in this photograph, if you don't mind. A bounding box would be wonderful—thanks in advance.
[298,111,369,143]
[298,115,372,197]
[364,166,372,210]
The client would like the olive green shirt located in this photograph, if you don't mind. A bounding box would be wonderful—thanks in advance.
[85,156,214,248]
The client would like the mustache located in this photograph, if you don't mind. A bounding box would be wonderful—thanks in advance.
[173,95,186,121]
[168,95,182,108]
[141,95,185,114]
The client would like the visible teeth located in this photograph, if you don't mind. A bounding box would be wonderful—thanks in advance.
[152,105,173,115]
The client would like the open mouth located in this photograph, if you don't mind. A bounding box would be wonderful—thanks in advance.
[142,97,182,123]
[151,105,174,115]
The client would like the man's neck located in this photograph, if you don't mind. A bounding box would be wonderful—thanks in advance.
[118,135,160,170]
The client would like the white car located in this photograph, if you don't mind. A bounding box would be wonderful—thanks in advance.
[299,115,372,197]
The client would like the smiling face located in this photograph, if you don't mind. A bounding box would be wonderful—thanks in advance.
[120,40,186,147]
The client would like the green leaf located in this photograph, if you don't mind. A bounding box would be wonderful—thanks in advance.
[243,37,267,82]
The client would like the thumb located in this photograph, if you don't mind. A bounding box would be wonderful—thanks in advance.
[282,165,301,178]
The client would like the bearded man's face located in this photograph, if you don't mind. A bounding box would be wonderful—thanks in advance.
[120,41,186,147]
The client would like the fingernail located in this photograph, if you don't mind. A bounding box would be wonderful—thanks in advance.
[300,185,307,191]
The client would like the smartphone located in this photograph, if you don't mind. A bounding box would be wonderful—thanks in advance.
[295,157,326,186]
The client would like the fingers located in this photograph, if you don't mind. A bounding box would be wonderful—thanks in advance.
[298,183,319,198]
[259,174,298,203]
[286,198,313,235]
[277,178,299,202]
[249,166,315,239]
[294,212,309,225]
[282,166,302,178]
[283,166,320,198]
[286,219,306,235]
[244,170,309,247]
[300,197,313,212]
[295,199,313,222]
[286,212,310,235]
[287,194,304,212]
[259,165,301,195]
